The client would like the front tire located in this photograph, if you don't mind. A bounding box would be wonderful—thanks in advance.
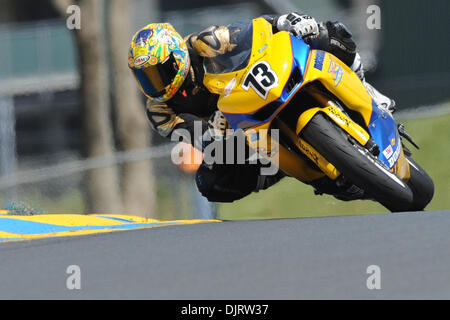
[301,113,413,212]
[406,157,434,211]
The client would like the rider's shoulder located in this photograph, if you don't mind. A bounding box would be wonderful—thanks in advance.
[188,25,236,58]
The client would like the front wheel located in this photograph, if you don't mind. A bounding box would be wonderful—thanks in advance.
[406,157,434,211]
[301,113,413,212]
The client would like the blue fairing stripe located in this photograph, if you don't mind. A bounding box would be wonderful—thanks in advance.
[368,99,401,169]
[290,35,310,78]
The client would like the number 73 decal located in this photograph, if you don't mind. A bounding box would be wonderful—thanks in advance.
[241,61,279,100]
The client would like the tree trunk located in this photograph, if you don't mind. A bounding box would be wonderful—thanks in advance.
[0,0,14,23]
[108,0,156,218]
[52,0,123,214]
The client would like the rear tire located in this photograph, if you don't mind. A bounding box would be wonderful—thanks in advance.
[406,157,434,211]
[301,113,413,212]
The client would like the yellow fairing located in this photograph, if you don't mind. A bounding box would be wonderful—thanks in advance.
[203,18,293,114]
[301,50,374,126]
[296,105,370,147]
[293,103,371,180]
[203,18,328,182]
[203,18,407,183]
[298,50,410,181]
[394,148,410,180]
[203,18,349,182]
[245,121,326,182]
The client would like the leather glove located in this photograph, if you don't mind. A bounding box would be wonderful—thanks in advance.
[277,12,320,40]
[208,111,230,141]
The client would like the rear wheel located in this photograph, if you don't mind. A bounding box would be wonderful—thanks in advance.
[301,113,413,212]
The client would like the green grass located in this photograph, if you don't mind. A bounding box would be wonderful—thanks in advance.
[1,174,198,219]
[219,112,450,220]
[4,112,448,220]
[0,188,87,215]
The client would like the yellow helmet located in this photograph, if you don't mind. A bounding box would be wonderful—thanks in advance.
[129,23,190,102]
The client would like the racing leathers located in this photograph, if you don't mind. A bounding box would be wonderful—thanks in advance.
[145,12,393,203]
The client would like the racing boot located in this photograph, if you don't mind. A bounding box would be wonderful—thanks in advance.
[255,169,287,192]
[351,53,396,116]
[363,81,397,116]
[309,176,372,202]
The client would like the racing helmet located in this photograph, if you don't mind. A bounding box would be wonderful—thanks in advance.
[129,23,190,102]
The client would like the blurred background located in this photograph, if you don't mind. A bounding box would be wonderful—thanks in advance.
[0,0,449,220]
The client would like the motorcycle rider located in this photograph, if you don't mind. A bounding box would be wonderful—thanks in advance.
[128,12,396,203]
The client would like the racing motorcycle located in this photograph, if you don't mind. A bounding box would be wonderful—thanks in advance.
[202,18,434,212]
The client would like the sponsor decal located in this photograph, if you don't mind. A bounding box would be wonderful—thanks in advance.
[298,140,319,165]
[314,51,325,71]
[134,54,149,67]
[391,138,396,146]
[388,133,396,146]
[327,106,350,127]
[224,78,236,98]
[258,44,268,53]
[383,144,394,159]
[388,143,401,167]
[328,59,344,87]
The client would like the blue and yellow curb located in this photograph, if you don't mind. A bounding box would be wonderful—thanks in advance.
[0,211,220,243]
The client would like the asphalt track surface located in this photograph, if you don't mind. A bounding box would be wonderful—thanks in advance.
[0,211,449,299]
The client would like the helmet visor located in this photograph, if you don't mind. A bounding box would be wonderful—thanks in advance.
[133,54,179,98]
